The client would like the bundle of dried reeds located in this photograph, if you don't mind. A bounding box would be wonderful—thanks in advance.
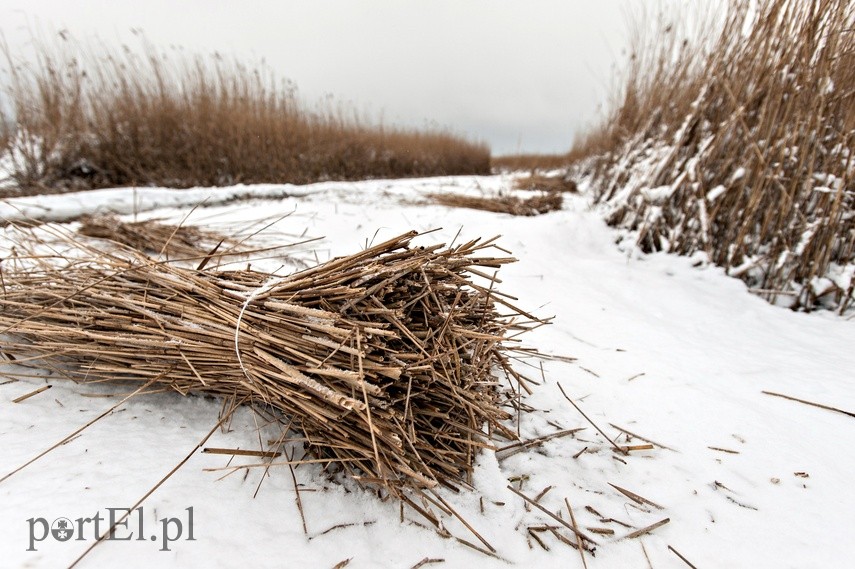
[431,192,563,216]
[77,214,237,259]
[0,229,540,495]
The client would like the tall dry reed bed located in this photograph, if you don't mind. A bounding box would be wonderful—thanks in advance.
[0,227,541,496]
[573,0,854,312]
[0,34,489,195]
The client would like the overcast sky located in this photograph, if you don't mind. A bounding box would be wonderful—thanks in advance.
[1,1,663,155]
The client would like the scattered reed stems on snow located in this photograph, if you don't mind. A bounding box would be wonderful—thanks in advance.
[431,192,563,216]
[491,153,572,173]
[0,32,489,196]
[514,174,577,194]
[572,0,855,312]
[0,228,543,495]
[77,214,240,259]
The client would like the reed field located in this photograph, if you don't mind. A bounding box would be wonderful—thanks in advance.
[2,5,855,565]
[571,0,855,312]
[0,34,490,196]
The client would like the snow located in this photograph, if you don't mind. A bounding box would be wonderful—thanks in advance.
[2,175,854,568]
[639,185,675,204]
[705,185,727,202]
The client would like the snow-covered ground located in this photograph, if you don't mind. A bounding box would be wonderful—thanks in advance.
[2,176,853,568]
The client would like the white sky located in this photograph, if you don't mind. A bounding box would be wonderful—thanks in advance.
[1,1,666,155]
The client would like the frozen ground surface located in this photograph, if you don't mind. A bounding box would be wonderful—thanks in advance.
[1,175,853,568]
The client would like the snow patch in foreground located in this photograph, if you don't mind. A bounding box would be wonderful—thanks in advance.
[1,175,853,568]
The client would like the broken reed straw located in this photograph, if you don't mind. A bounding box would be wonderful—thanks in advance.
[0,228,543,496]
[77,213,236,259]
[762,390,855,419]
[11,384,52,403]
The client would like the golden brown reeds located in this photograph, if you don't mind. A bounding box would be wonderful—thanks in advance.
[431,192,563,216]
[0,228,542,495]
[514,174,577,194]
[77,214,238,259]
[491,154,571,173]
[572,0,855,312]
[0,33,490,196]
[0,115,11,159]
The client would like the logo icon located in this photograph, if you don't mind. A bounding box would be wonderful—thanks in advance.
[51,518,74,542]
